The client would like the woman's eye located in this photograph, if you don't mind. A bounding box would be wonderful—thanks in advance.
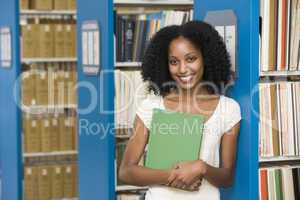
[169,60,178,65]
[186,57,196,63]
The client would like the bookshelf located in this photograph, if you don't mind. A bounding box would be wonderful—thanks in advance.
[260,70,300,77]
[114,0,193,6]
[22,58,77,64]
[23,150,78,158]
[258,0,300,198]
[20,10,76,15]
[0,0,276,200]
[20,11,79,200]
[113,1,194,198]
[0,0,79,199]
[22,104,77,109]
[260,159,300,168]
[0,0,23,199]
[115,62,141,68]
[20,3,79,197]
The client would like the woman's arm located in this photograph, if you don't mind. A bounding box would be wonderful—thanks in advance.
[202,122,240,188]
[118,115,171,186]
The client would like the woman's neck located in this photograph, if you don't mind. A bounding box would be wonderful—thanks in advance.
[166,87,218,103]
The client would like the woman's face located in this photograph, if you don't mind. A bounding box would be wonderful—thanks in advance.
[168,36,204,91]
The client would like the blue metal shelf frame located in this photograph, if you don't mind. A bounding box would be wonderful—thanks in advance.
[0,0,260,199]
[194,0,260,199]
[0,0,23,200]
[76,0,116,199]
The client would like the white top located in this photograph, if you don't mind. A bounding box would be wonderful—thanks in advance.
[136,95,242,200]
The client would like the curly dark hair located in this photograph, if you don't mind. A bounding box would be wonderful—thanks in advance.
[141,20,231,97]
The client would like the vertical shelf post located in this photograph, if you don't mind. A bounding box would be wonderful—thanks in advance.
[77,0,115,199]
[194,0,259,199]
[0,0,22,200]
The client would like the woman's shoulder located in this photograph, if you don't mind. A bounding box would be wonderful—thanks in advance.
[219,95,242,133]
[219,95,241,120]
[139,95,163,110]
[220,95,241,111]
[136,95,163,129]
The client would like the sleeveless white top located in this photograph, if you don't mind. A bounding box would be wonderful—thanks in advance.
[136,95,241,200]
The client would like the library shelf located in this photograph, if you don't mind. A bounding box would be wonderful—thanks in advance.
[23,150,78,158]
[22,58,77,64]
[260,156,300,163]
[260,70,300,77]
[114,0,193,6]
[20,10,76,16]
[22,105,77,114]
[115,62,142,68]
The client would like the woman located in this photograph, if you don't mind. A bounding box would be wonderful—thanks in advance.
[118,20,241,200]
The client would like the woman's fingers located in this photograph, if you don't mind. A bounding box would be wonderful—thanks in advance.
[167,170,177,185]
[171,179,184,189]
[185,178,203,191]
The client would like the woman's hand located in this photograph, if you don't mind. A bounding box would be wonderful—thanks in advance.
[166,160,207,191]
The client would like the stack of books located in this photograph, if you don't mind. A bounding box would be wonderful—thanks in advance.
[114,70,147,131]
[20,0,76,11]
[259,82,300,157]
[115,10,193,62]
[260,0,300,71]
[259,167,300,199]
[24,164,78,200]
[21,19,77,59]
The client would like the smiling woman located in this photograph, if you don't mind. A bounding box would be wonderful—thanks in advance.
[118,21,241,200]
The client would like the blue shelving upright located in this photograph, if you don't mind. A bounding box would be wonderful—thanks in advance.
[194,0,260,200]
[76,0,115,199]
[0,0,117,199]
[0,0,260,199]
[0,0,23,200]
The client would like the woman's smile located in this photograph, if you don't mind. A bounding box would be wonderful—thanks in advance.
[177,74,194,84]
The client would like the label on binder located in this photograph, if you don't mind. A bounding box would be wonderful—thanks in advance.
[32,120,37,127]
[0,27,12,68]
[52,119,58,126]
[81,20,100,75]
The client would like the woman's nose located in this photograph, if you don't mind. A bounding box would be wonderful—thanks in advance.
[178,61,188,74]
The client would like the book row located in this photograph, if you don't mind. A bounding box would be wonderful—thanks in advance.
[24,164,77,200]
[21,19,77,59]
[23,111,78,153]
[115,10,193,62]
[24,154,77,166]
[259,81,300,157]
[259,167,300,200]
[260,0,300,71]
[20,0,76,11]
[22,63,77,107]
[114,70,148,131]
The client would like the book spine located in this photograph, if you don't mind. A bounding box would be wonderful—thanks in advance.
[124,19,135,62]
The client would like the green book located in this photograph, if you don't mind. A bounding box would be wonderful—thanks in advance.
[145,108,205,170]
[274,169,283,200]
